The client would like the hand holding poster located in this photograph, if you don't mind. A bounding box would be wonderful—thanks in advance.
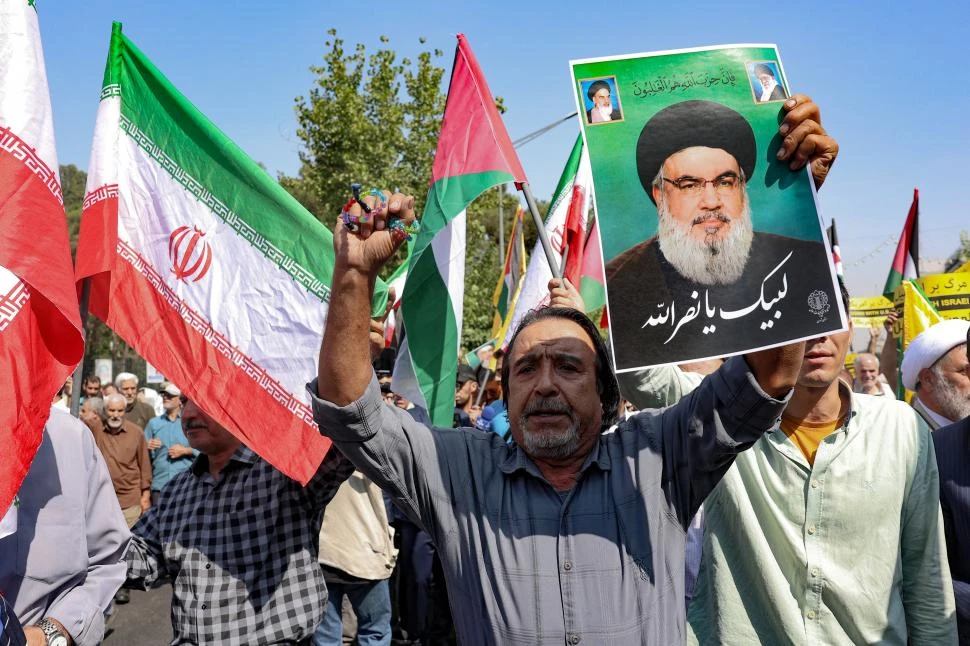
[571,45,845,371]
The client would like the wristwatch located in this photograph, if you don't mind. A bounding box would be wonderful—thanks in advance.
[36,618,69,646]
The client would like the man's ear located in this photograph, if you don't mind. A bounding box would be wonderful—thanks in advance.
[917,367,934,390]
[652,185,662,206]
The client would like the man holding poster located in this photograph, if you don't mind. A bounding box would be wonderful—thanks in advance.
[573,45,845,372]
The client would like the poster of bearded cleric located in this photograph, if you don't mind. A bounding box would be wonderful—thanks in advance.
[571,44,845,372]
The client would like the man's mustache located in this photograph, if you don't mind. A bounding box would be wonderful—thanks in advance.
[691,212,732,226]
[523,398,573,417]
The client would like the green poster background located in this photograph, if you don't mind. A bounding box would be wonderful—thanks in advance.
[571,45,824,264]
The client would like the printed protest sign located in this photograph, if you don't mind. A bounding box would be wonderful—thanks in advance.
[571,45,845,371]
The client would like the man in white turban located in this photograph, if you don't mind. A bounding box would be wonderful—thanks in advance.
[901,319,970,429]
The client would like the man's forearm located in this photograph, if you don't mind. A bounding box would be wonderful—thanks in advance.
[318,266,377,405]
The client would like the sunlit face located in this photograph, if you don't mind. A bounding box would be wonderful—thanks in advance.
[119,379,138,404]
[758,72,774,89]
[105,398,126,430]
[79,400,100,425]
[799,324,854,389]
[654,147,746,246]
[161,392,181,413]
[592,88,612,109]
[923,344,970,421]
[506,318,602,460]
[855,356,879,386]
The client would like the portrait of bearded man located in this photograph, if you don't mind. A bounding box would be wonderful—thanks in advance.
[605,100,838,371]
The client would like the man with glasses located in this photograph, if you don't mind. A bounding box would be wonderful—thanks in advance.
[143,384,195,506]
[605,98,838,369]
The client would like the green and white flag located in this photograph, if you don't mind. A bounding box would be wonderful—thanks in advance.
[75,23,386,484]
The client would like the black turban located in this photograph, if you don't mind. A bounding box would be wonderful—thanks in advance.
[587,80,611,101]
[753,63,775,78]
[635,100,756,204]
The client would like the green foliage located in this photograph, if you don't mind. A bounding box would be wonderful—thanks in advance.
[280,29,446,225]
[461,214,500,351]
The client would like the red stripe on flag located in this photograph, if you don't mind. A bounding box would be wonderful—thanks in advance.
[430,34,527,185]
[562,184,586,286]
[89,250,331,485]
[75,188,119,282]
[0,143,83,514]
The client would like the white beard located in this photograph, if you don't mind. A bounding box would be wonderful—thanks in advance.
[759,79,778,101]
[933,372,970,422]
[106,417,124,430]
[657,199,754,285]
[592,105,613,123]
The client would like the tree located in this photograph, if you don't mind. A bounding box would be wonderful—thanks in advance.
[281,30,446,225]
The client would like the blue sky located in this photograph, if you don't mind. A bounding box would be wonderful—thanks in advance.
[39,0,970,316]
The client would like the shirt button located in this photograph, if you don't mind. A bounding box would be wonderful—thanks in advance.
[563,561,573,571]
[205,563,212,569]
[568,634,581,644]
[806,610,816,620]
[811,480,820,489]
[811,567,820,577]
[201,603,207,610]
[807,524,817,535]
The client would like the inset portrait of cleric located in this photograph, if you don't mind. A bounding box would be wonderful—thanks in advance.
[748,61,788,103]
[581,77,623,124]
[605,100,835,371]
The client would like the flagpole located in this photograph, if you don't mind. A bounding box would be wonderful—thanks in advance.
[69,278,91,417]
[497,184,505,269]
[518,182,563,279]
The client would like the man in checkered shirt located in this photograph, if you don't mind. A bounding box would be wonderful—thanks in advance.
[123,397,354,645]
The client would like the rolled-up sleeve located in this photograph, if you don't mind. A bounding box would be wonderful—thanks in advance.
[307,376,449,536]
[49,428,130,646]
[658,355,790,527]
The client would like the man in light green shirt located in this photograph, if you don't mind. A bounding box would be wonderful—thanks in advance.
[621,309,957,644]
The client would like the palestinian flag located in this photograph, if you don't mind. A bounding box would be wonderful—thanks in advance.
[490,206,526,340]
[579,217,606,312]
[883,189,919,299]
[75,23,386,484]
[393,33,527,426]
[827,219,844,278]
[0,0,85,516]
[502,134,592,346]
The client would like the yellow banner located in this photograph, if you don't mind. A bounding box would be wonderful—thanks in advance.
[915,273,970,320]
[849,296,894,328]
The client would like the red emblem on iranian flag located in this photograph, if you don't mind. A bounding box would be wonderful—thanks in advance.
[169,225,213,282]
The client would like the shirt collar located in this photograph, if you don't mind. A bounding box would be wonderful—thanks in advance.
[190,444,258,476]
[497,435,612,478]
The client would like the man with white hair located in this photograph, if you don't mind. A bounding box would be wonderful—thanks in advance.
[931,323,970,641]
[605,97,838,369]
[853,352,894,397]
[901,319,970,430]
[114,372,154,430]
[96,393,152,604]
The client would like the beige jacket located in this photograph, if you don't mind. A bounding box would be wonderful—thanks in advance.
[318,470,398,580]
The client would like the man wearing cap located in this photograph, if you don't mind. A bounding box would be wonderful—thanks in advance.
[930,323,970,642]
[143,384,196,505]
[901,319,970,430]
[605,97,837,370]
[585,80,622,123]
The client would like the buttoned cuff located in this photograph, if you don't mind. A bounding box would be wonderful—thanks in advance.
[307,375,385,443]
[716,355,791,428]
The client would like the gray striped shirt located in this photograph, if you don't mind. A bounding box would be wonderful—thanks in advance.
[308,356,788,645]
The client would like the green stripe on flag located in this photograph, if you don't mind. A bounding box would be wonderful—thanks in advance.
[109,30,359,304]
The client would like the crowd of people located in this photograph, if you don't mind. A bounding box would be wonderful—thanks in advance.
[2,93,970,646]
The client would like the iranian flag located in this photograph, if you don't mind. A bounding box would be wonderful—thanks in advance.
[393,33,526,426]
[490,206,526,341]
[0,0,85,515]
[75,23,386,484]
[883,188,919,299]
[502,134,592,346]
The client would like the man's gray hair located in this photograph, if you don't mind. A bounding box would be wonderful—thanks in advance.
[115,372,138,387]
[853,352,880,370]
[84,397,105,414]
[105,393,128,408]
